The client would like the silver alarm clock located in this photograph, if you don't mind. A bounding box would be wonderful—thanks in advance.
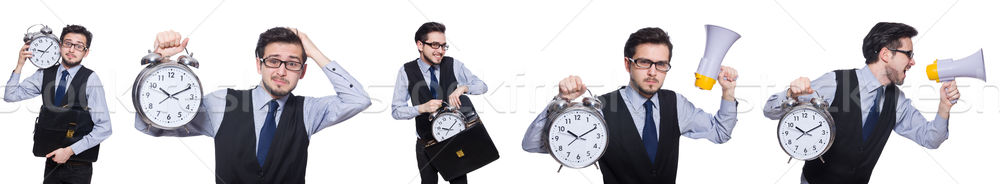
[544,90,608,170]
[429,104,470,141]
[777,94,835,162]
[23,24,61,68]
[133,49,203,130]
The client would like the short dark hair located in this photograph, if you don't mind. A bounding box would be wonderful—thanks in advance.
[255,27,306,59]
[414,22,446,42]
[61,25,92,49]
[624,27,673,61]
[862,22,918,64]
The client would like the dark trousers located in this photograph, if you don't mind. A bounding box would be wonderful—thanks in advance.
[43,160,93,184]
[416,140,467,184]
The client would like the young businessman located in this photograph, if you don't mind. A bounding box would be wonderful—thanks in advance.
[134,27,371,183]
[521,27,740,184]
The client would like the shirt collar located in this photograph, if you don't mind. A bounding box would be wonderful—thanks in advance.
[858,66,885,94]
[416,58,437,71]
[252,84,289,111]
[57,64,82,77]
[621,85,658,112]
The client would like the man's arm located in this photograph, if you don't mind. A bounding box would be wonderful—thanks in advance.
[763,72,837,120]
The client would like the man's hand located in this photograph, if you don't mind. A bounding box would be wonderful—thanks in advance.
[718,66,739,101]
[15,44,31,74]
[154,30,188,59]
[418,99,443,114]
[45,147,74,164]
[938,81,960,119]
[558,75,587,101]
[788,77,814,99]
[448,86,468,107]
[287,28,331,67]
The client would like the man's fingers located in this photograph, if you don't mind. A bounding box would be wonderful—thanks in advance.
[180,38,189,49]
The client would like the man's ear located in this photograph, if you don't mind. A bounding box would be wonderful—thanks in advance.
[299,64,307,79]
[82,49,90,58]
[256,57,263,75]
[623,57,632,73]
[878,47,891,64]
[416,41,424,52]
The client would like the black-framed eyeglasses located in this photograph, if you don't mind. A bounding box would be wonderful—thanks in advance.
[61,41,87,51]
[260,57,306,71]
[420,41,449,51]
[888,49,914,59]
[627,57,671,72]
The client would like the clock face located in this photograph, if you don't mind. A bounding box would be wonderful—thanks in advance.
[28,36,60,68]
[432,113,467,141]
[778,108,833,160]
[134,64,203,129]
[547,108,607,168]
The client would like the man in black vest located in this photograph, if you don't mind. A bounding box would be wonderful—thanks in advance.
[762,22,959,184]
[391,22,488,184]
[5,25,111,184]
[134,27,371,183]
[521,27,740,183]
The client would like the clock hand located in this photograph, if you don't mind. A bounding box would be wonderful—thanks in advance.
[170,86,193,98]
[567,130,580,138]
[794,126,811,140]
[579,126,598,137]
[804,124,822,135]
[44,43,54,52]
[565,130,581,146]
[158,88,174,104]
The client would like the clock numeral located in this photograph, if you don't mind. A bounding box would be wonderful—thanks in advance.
[812,145,817,151]
[786,139,792,145]
[557,145,563,151]
[168,72,175,78]
[150,83,158,89]
[574,115,580,120]
[558,126,565,132]
[593,144,598,149]
[554,135,559,141]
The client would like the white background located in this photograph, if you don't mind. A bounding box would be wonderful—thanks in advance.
[1,0,998,183]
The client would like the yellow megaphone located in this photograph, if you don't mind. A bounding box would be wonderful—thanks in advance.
[695,25,741,90]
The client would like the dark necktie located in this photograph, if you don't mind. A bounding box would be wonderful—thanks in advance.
[642,100,658,163]
[257,100,278,167]
[862,87,884,142]
[54,70,69,106]
[429,66,439,99]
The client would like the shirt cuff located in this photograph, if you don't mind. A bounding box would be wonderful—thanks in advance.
[719,99,738,114]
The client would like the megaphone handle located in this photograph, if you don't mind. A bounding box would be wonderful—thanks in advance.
[940,79,959,104]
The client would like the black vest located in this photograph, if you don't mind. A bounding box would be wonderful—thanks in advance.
[403,57,458,140]
[596,88,681,184]
[34,66,99,162]
[215,89,309,184]
[803,69,898,184]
